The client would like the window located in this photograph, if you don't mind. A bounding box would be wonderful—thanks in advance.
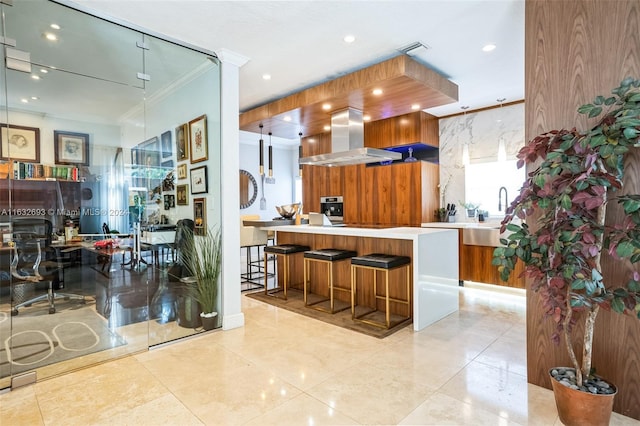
[464,160,524,218]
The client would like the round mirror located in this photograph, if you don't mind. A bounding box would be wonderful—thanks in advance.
[239,169,258,209]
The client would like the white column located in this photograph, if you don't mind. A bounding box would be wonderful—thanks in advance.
[218,48,249,330]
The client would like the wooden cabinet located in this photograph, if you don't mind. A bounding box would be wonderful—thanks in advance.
[301,111,440,226]
[460,241,525,289]
[364,111,439,148]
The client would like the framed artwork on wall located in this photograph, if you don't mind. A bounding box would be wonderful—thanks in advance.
[193,197,206,235]
[161,130,172,159]
[175,123,189,161]
[0,124,40,163]
[54,131,89,166]
[190,165,208,194]
[177,163,187,179]
[176,184,189,205]
[189,114,207,164]
[140,136,160,168]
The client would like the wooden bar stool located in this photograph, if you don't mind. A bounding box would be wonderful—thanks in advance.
[303,248,357,313]
[350,253,411,329]
[264,244,310,300]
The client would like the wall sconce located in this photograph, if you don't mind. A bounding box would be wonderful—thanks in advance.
[497,137,507,162]
[462,144,470,166]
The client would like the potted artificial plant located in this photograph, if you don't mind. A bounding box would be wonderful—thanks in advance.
[493,78,640,425]
[180,226,222,331]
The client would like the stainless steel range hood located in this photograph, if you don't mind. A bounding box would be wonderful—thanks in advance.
[298,108,401,167]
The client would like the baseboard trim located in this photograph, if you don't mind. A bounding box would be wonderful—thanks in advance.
[222,312,245,330]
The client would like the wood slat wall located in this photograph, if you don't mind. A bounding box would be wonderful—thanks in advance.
[525,0,640,419]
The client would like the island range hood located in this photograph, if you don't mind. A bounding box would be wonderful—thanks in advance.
[298,108,402,167]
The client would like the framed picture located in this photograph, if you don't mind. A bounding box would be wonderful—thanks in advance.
[140,136,160,168]
[175,123,188,162]
[176,184,189,205]
[53,131,89,166]
[189,114,208,164]
[131,147,140,165]
[0,124,40,162]
[161,130,172,159]
[193,197,206,235]
[190,165,208,194]
[161,159,174,169]
[169,194,175,208]
[163,194,171,210]
[177,163,187,180]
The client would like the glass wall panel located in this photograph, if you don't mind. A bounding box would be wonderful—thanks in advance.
[139,35,222,346]
[0,0,222,388]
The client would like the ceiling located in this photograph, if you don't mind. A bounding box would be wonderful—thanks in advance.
[74,0,525,131]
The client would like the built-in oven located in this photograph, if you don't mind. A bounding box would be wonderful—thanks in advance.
[320,196,344,223]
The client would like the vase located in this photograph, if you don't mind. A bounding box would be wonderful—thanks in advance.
[175,294,201,328]
[549,368,616,426]
[200,312,218,331]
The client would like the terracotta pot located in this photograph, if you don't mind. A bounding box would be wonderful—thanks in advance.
[549,368,617,426]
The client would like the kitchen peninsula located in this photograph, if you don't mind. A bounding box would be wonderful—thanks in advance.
[270,224,459,330]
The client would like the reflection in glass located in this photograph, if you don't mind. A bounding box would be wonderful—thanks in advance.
[404,147,418,162]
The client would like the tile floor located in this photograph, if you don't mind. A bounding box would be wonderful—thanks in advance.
[2,284,639,425]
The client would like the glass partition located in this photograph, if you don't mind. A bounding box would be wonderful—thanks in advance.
[0,0,221,388]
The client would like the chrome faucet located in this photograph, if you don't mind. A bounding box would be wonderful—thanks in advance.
[498,186,508,211]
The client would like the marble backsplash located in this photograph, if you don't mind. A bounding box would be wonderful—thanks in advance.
[438,103,525,217]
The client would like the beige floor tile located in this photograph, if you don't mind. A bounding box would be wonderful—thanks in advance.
[93,393,203,426]
[169,362,302,425]
[474,334,527,378]
[244,393,360,426]
[438,361,558,425]
[398,391,524,425]
[306,359,434,425]
[0,385,44,426]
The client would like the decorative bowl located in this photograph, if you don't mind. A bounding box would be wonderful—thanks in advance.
[276,203,300,219]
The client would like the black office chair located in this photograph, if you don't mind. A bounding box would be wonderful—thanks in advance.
[10,218,85,316]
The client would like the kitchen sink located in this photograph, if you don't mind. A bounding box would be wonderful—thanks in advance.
[462,226,510,247]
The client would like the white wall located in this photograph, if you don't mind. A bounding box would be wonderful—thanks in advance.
[238,130,298,218]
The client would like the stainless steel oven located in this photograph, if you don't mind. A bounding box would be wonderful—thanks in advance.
[320,196,344,223]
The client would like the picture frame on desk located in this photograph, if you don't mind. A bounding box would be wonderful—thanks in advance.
[190,165,208,194]
[0,124,40,163]
[54,131,89,166]
[189,114,207,164]
[193,197,206,235]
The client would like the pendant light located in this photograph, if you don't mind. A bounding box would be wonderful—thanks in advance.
[496,98,507,162]
[258,123,264,176]
[461,106,470,166]
[298,132,303,177]
[268,132,273,177]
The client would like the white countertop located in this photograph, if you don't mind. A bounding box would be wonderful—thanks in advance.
[271,224,455,240]
[421,221,502,229]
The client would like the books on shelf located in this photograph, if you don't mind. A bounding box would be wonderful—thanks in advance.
[8,161,80,181]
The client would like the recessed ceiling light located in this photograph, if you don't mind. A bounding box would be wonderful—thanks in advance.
[343,35,355,43]
[31,96,39,100]
[323,125,331,131]
[482,43,496,52]
[283,116,292,122]
[262,74,271,80]
[372,88,383,96]
[20,98,28,103]
[50,23,61,30]
[411,104,421,110]
[363,115,371,121]
[40,69,48,74]
[322,103,331,110]
[31,75,40,80]
[44,32,58,41]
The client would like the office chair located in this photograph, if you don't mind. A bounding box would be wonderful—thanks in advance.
[10,218,85,316]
